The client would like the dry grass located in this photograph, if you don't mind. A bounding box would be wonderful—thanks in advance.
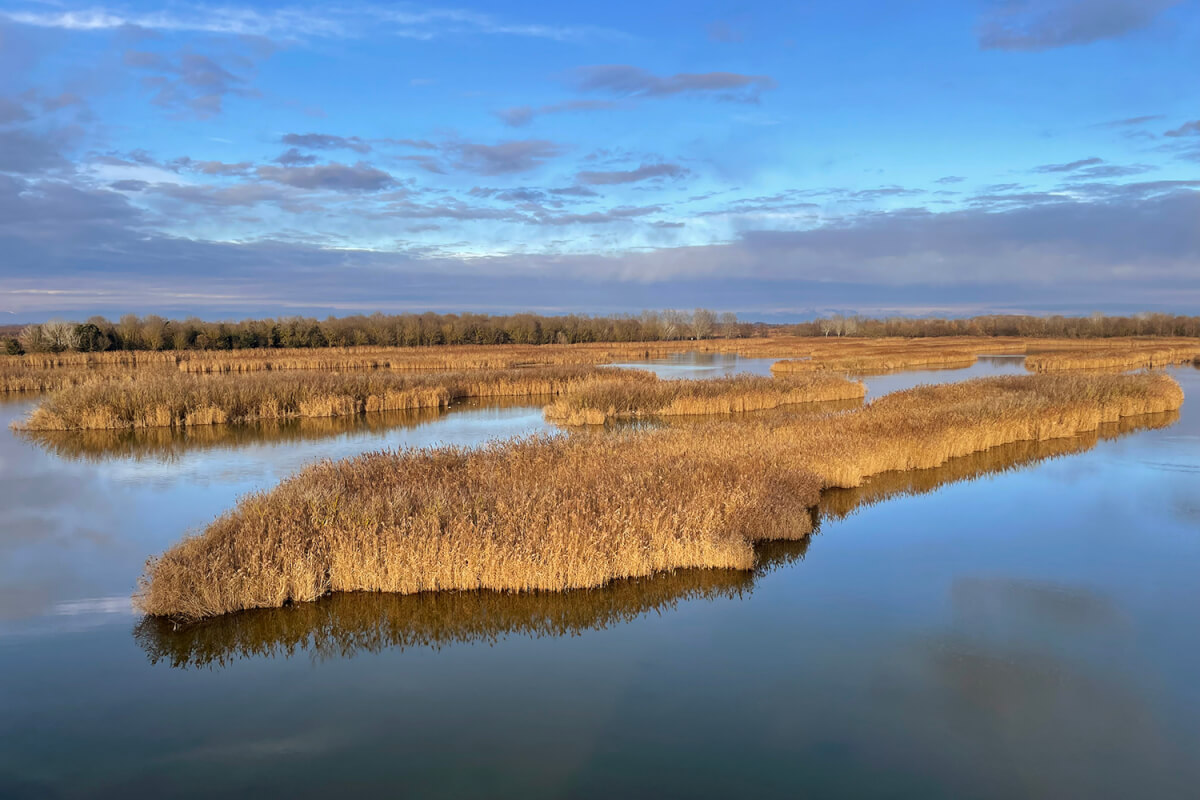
[771,349,982,375]
[1025,345,1200,372]
[12,335,1175,394]
[15,365,654,431]
[10,336,1196,391]
[0,362,178,393]
[816,409,1180,520]
[543,373,865,425]
[136,372,1183,620]
[133,405,1178,666]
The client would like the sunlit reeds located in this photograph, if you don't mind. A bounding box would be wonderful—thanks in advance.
[136,372,1183,620]
[9,337,1196,392]
[134,403,1177,665]
[14,366,655,431]
[1025,346,1200,372]
[543,374,865,425]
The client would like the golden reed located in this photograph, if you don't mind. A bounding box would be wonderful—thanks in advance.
[1025,345,1200,372]
[13,366,657,431]
[135,409,1178,666]
[542,374,865,425]
[136,372,1183,619]
[8,337,1196,392]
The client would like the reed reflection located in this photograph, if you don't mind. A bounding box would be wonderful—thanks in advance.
[134,410,1178,670]
[134,567,755,669]
[19,397,543,463]
[816,411,1179,522]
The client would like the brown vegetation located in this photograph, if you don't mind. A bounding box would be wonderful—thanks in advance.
[9,336,1198,392]
[543,374,865,425]
[136,372,1183,620]
[15,366,655,431]
[134,405,1178,667]
[1025,345,1200,372]
[770,348,981,375]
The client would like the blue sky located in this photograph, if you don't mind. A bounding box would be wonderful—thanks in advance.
[1,0,1198,320]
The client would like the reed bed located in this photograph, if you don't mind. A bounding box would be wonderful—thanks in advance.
[136,372,1183,620]
[8,337,1197,386]
[136,402,1178,662]
[816,409,1179,520]
[543,374,865,425]
[15,366,654,431]
[0,362,179,393]
[771,349,981,375]
[1025,346,1200,372]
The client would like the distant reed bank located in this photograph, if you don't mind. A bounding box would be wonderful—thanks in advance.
[542,374,865,425]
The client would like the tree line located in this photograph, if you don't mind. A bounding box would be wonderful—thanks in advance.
[3,310,1197,355]
[3,310,749,354]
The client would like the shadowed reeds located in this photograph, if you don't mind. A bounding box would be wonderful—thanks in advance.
[134,566,754,668]
[136,372,1183,620]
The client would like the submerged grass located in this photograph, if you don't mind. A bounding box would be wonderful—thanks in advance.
[136,372,1183,620]
[542,373,865,425]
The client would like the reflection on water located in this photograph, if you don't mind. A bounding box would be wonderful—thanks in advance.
[135,568,755,669]
[3,359,1198,798]
[818,410,1180,520]
[17,396,551,463]
[135,411,1175,671]
[606,351,778,378]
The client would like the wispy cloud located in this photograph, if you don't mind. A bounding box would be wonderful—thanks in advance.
[281,132,372,153]
[576,163,689,185]
[1,3,624,42]
[572,65,776,102]
[978,0,1183,52]
[1032,156,1104,173]
[493,100,618,127]
[1164,120,1200,138]
[445,139,563,175]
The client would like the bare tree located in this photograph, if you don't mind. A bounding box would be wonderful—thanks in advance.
[142,315,169,350]
[719,311,739,338]
[42,320,79,352]
[662,309,688,340]
[691,308,716,339]
[19,324,48,353]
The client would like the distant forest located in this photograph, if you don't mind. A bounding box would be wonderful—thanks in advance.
[3,310,1199,354]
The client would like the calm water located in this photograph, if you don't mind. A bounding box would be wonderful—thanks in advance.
[1,358,1197,798]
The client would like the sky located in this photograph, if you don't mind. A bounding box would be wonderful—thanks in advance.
[0,0,1198,322]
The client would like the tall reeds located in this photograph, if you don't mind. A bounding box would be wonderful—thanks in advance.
[543,374,865,425]
[135,406,1178,666]
[1025,346,1200,372]
[9,337,1195,392]
[14,366,656,431]
[136,372,1183,620]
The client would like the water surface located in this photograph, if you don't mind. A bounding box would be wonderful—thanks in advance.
[1,359,1197,798]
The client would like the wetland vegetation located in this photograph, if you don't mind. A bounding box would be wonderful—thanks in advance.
[135,372,1182,619]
